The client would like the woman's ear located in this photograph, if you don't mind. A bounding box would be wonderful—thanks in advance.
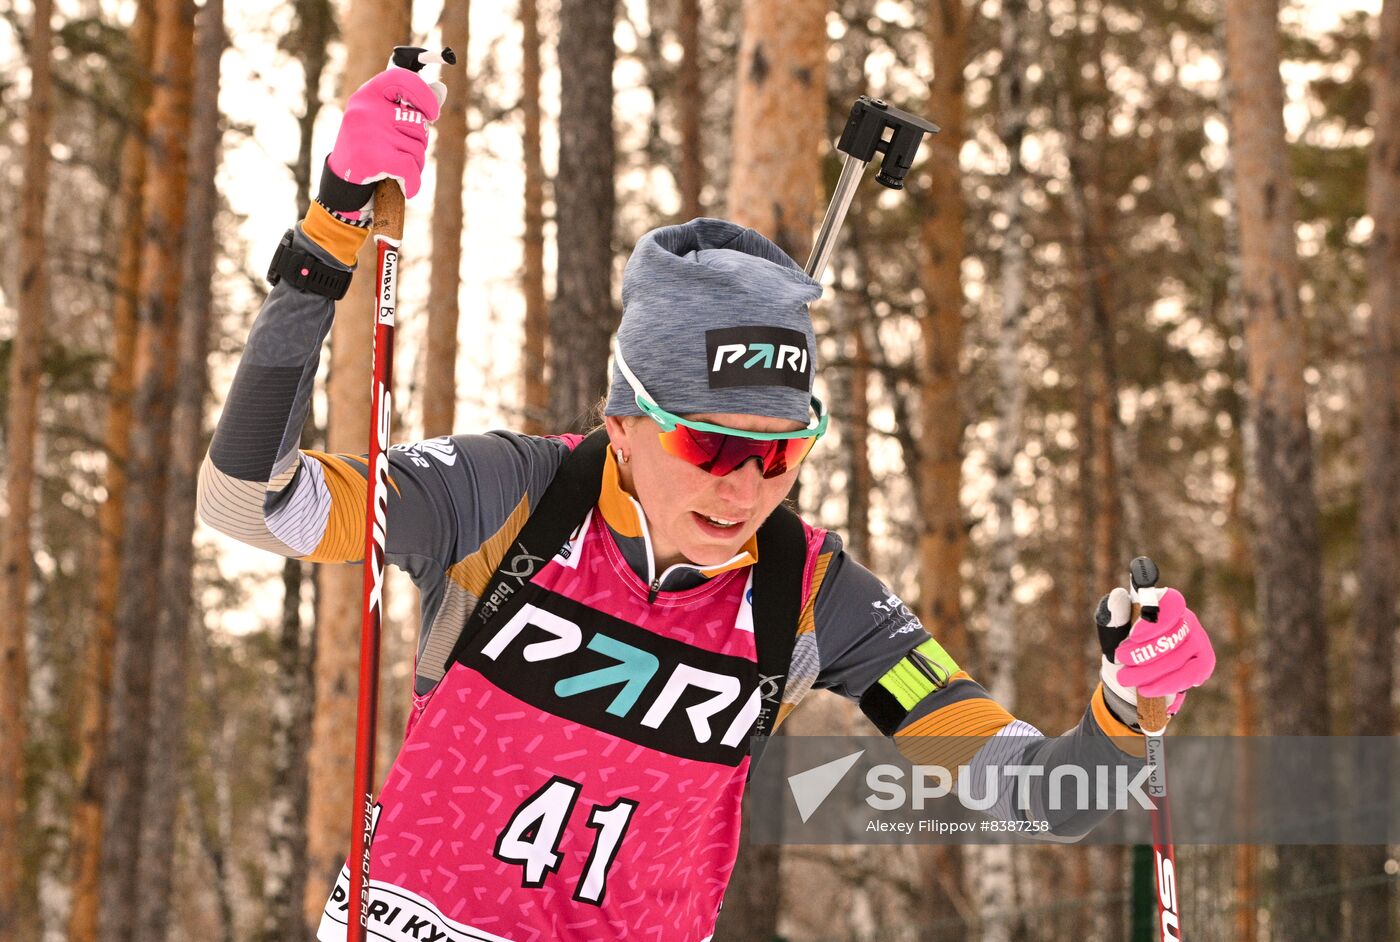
[603,415,631,461]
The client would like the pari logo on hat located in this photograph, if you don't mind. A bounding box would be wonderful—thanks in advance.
[706,326,812,392]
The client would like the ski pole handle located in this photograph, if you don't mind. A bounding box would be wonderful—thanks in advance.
[1128,556,1168,734]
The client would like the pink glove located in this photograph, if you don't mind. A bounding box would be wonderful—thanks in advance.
[1112,588,1215,715]
[324,67,446,215]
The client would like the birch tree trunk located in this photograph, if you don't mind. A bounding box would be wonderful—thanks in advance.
[1223,0,1338,936]
[548,0,617,431]
[305,1,412,924]
[725,0,826,262]
[1347,1,1400,935]
[99,0,196,936]
[520,0,548,435]
[677,0,703,220]
[972,2,1030,938]
[67,5,157,937]
[423,0,470,438]
[0,0,54,931]
[260,2,331,934]
[134,1,223,934]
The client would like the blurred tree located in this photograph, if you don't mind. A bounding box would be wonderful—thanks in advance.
[919,0,970,661]
[303,0,419,922]
[725,0,825,262]
[0,0,53,932]
[423,0,470,439]
[1348,0,1400,936]
[548,0,617,431]
[677,0,703,220]
[305,0,412,926]
[261,1,334,936]
[1224,0,1338,938]
[135,0,224,933]
[66,4,156,937]
[99,0,196,937]
[521,0,548,435]
[717,3,828,936]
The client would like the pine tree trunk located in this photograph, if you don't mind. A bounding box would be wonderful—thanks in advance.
[725,0,826,262]
[99,0,196,935]
[918,0,969,652]
[549,0,617,432]
[260,558,317,941]
[66,10,157,940]
[259,3,329,934]
[677,0,703,220]
[1223,0,1338,937]
[289,0,334,220]
[1346,1,1400,936]
[0,0,54,931]
[520,0,549,435]
[304,1,413,925]
[423,0,470,439]
[133,2,222,934]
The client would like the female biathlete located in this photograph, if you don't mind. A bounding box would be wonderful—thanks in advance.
[198,62,1215,942]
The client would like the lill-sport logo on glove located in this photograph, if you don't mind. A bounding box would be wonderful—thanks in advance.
[1124,622,1190,665]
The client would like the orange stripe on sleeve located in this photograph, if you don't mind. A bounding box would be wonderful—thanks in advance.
[892,696,1015,771]
[300,452,399,564]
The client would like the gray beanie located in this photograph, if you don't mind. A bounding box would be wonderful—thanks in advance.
[605,217,822,424]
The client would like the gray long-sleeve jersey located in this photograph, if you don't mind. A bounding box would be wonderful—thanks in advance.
[198,221,1146,837]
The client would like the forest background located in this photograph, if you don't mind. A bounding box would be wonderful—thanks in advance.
[1,0,1397,939]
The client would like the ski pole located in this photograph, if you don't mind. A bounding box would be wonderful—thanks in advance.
[346,45,454,942]
[1128,555,1182,942]
[805,96,940,281]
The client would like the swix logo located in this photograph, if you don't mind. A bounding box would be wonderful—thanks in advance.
[392,437,457,469]
[706,326,812,391]
[367,387,393,615]
[394,106,425,125]
[1127,622,1190,665]
[1156,850,1181,940]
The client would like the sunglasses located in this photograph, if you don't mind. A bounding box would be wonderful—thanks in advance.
[612,337,828,479]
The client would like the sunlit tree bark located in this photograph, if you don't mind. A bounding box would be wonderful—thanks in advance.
[423,0,470,438]
[304,0,412,925]
[1224,0,1337,936]
[99,0,196,936]
[548,0,617,431]
[0,0,54,930]
[134,2,223,933]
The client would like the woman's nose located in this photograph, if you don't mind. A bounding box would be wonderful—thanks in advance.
[715,457,764,504]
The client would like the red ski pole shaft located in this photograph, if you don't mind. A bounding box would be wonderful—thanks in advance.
[1140,695,1181,941]
[1129,554,1181,941]
[346,178,405,942]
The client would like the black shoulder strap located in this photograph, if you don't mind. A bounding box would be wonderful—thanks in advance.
[446,429,610,669]
[449,428,811,753]
[750,503,807,740]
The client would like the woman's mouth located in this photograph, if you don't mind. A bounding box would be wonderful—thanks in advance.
[692,512,743,537]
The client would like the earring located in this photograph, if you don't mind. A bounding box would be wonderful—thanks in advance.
[615,448,629,465]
